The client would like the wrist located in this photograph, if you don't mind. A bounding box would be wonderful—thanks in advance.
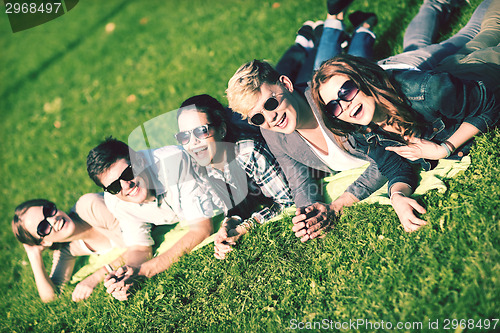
[440,140,456,158]
[240,217,257,231]
[390,191,405,205]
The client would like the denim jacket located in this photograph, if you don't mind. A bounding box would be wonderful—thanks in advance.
[355,70,499,171]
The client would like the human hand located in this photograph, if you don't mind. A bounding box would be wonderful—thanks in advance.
[103,265,140,301]
[291,203,338,243]
[391,193,427,232]
[385,137,447,161]
[72,275,99,302]
[214,217,247,260]
[22,243,46,254]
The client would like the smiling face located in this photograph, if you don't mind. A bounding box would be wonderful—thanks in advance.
[98,158,152,204]
[177,109,225,167]
[318,75,379,126]
[247,78,303,134]
[22,205,75,245]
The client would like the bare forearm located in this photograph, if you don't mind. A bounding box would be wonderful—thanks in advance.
[389,182,413,197]
[84,253,128,286]
[329,191,359,212]
[446,123,480,151]
[124,246,153,268]
[26,251,57,302]
[138,222,212,278]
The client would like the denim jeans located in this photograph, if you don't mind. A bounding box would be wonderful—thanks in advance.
[314,19,376,70]
[276,19,376,85]
[378,0,492,70]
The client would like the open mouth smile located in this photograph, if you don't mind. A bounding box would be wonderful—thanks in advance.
[275,113,288,129]
[350,104,363,119]
[127,182,140,197]
[192,146,208,154]
[55,218,66,232]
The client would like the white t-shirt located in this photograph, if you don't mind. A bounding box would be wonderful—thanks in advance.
[105,146,215,247]
[301,112,367,171]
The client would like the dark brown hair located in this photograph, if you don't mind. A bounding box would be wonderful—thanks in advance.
[311,54,423,139]
[12,199,52,246]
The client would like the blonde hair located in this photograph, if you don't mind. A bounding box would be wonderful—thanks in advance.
[226,60,281,118]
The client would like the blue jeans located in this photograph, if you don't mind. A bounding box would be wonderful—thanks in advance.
[378,0,492,70]
[314,20,376,70]
[276,19,376,85]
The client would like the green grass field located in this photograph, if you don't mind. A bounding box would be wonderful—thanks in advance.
[1,0,498,332]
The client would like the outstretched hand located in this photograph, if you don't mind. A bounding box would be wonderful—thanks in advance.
[386,137,447,161]
[291,202,338,242]
[214,217,248,260]
[72,275,100,302]
[391,193,427,232]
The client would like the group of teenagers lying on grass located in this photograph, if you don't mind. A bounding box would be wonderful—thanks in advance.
[12,0,500,302]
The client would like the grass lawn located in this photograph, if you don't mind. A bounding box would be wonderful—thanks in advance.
[1,0,498,332]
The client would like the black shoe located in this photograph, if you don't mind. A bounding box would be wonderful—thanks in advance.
[348,10,378,28]
[313,21,324,47]
[297,21,315,42]
[327,0,355,15]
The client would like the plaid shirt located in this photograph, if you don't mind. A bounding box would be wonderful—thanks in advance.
[191,139,293,224]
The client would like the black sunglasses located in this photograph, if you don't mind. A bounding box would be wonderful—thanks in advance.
[103,164,135,195]
[324,80,359,118]
[37,202,58,238]
[248,92,283,126]
[175,124,214,145]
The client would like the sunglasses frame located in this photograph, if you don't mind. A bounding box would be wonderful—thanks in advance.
[248,92,284,126]
[174,124,214,145]
[36,202,58,238]
[102,164,135,195]
[324,80,360,119]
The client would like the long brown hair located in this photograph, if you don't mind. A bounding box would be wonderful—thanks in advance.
[311,55,424,139]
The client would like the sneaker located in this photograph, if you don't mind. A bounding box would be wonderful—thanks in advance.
[327,0,355,15]
[297,20,315,41]
[348,11,378,28]
[313,20,324,47]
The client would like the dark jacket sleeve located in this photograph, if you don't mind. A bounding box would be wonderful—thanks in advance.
[395,70,500,132]
[351,133,419,194]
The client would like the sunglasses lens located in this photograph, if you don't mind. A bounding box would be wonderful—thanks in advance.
[175,132,191,145]
[193,126,210,140]
[121,165,135,182]
[325,101,343,118]
[37,219,52,237]
[263,97,279,111]
[339,80,359,101]
[250,113,265,126]
[43,202,57,218]
[105,180,121,195]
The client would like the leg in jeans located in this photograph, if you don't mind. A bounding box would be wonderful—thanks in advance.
[435,0,500,91]
[313,19,345,70]
[348,27,376,58]
[403,0,454,51]
[276,44,310,84]
[378,0,491,70]
[459,0,500,53]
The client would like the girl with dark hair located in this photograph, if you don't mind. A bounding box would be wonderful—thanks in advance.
[12,193,126,302]
[312,54,499,164]
[176,94,293,259]
[310,53,498,231]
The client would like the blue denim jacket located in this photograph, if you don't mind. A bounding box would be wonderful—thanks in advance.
[354,70,499,171]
